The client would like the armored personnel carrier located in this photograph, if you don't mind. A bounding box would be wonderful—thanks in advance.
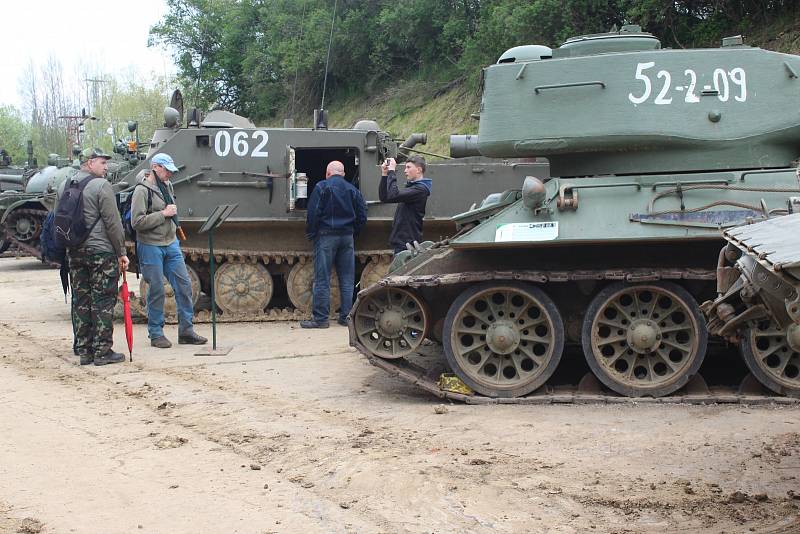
[117,98,547,321]
[348,25,800,401]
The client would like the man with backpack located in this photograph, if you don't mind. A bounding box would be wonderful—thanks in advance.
[55,147,129,366]
[131,153,207,348]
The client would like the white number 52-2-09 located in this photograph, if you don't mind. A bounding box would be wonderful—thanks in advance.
[214,130,269,158]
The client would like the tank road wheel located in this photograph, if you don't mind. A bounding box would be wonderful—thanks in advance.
[286,261,340,314]
[359,257,392,290]
[443,282,564,398]
[137,265,201,317]
[740,319,800,397]
[352,287,429,359]
[582,282,707,397]
[214,262,273,315]
[7,210,42,243]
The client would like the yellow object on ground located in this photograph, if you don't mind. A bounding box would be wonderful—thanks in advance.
[437,373,473,395]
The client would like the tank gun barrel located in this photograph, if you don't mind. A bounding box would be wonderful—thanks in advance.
[0,174,25,186]
[449,135,481,158]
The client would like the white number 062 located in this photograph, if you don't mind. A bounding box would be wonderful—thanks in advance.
[214,130,269,158]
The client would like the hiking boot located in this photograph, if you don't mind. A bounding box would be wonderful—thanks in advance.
[337,318,348,327]
[79,354,94,365]
[94,351,125,366]
[178,332,208,345]
[300,320,329,329]
[151,336,172,349]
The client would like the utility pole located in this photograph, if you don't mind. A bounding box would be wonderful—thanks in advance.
[84,78,107,147]
[58,111,96,157]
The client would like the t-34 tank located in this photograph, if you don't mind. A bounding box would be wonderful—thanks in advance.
[349,25,800,400]
[117,98,548,321]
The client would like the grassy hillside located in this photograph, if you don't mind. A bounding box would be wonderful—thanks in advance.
[328,80,481,160]
[281,15,799,162]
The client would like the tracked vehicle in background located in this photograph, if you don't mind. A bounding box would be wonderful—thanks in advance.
[0,120,143,259]
[117,94,547,321]
[0,152,74,257]
[349,25,800,400]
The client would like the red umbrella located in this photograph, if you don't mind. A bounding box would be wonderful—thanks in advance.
[119,271,134,362]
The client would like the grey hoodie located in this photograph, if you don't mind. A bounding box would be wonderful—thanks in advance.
[131,176,177,246]
[56,170,126,257]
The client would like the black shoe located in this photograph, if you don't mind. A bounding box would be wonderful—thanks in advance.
[79,354,94,365]
[300,320,329,329]
[94,351,125,366]
[151,336,172,348]
[337,318,348,327]
[178,332,208,345]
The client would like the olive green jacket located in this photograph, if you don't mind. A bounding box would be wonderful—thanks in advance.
[56,170,126,257]
[130,177,177,246]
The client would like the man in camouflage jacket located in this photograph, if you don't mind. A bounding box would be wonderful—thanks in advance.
[56,148,129,366]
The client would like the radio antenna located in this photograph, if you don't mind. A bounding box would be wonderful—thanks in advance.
[319,0,338,110]
[290,0,308,119]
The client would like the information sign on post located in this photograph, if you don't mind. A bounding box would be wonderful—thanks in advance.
[194,203,238,356]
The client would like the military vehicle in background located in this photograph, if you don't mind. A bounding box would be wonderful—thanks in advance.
[0,125,143,258]
[348,25,800,400]
[703,212,800,396]
[0,141,50,254]
[0,151,78,257]
[116,92,548,320]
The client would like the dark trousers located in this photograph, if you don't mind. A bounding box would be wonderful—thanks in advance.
[312,234,355,323]
[69,251,118,357]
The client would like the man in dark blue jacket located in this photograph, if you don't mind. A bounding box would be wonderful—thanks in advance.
[301,160,367,328]
[379,155,432,254]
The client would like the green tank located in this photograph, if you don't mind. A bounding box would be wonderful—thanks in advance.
[114,93,547,321]
[0,143,138,259]
[348,25,800,399]
[0,155,78,257]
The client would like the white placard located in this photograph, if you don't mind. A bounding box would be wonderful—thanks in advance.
[495,221,558,242]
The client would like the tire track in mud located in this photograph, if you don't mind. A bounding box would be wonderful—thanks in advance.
[2,322,799,533]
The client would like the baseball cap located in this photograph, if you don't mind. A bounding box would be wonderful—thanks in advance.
[151,153,178,172]
[81,147,112,161]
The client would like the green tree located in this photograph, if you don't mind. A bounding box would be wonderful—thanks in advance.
[0,106,31,166]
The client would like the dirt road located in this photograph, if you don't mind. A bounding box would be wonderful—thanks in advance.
[1,256,799,534]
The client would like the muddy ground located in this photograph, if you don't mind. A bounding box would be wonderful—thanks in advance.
[0,256,799,534]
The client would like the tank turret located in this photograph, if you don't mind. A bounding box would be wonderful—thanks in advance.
[476,25,800,176]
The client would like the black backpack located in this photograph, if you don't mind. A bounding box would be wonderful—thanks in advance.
[120,183,152,242]
[53,176,100,250]
[40,211,63,264]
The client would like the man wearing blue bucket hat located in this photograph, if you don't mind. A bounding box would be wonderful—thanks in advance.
[131,153,207,348]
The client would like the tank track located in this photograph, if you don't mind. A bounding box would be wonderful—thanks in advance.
[126,243,391,323]
[349,267,800,404]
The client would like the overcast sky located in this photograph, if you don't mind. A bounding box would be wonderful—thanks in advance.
[0,0,176,110]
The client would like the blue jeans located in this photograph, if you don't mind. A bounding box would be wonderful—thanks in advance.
[137,240,194,339]
[312,234,355,323]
